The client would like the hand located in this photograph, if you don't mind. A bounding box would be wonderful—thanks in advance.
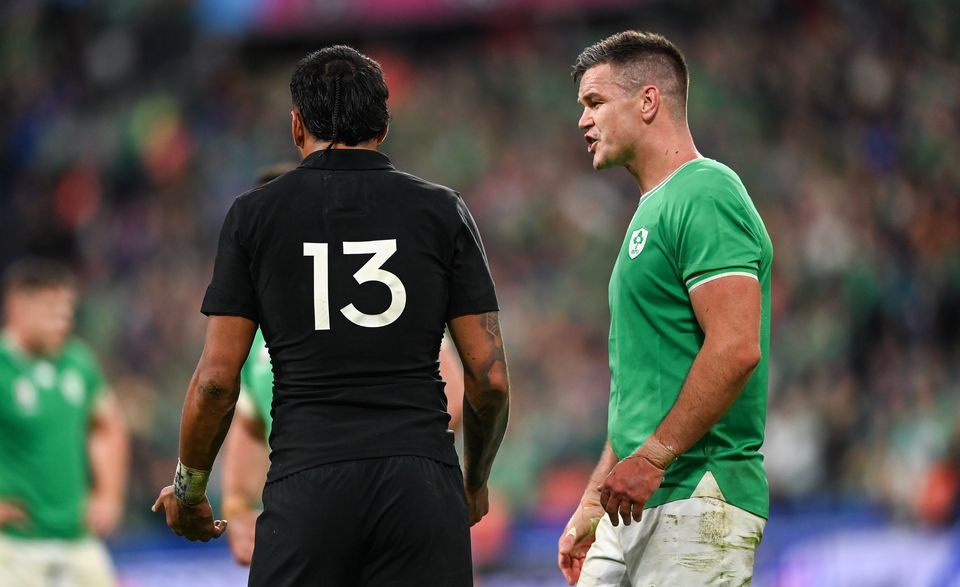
[558,491,604,586]
[86,492,123,537]
[465,484,489,526]
[152,485,227,542]
[599,455,665,527]
[0,501,28,530]
[224,506,258,566]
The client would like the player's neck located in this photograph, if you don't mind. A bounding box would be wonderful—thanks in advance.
[299,138,381,160]
[627,130,700,196]
[2,328,43,358]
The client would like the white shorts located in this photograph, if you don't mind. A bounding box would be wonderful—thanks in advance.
[0,533,117,587]
[578,472,766,587]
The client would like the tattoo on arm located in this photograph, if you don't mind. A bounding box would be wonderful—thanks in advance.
[473,312,506,403]
[485,312,502,340]
[461,311,510,490]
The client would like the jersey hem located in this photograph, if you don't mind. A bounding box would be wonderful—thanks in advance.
[446,302,500,321]
[644,491,769,520]
[1,528,91,542]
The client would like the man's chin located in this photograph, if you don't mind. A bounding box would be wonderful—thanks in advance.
[593,155,614,171]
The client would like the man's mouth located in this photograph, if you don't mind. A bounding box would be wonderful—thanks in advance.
[585,135,598,154]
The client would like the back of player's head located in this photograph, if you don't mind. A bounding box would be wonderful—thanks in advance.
[3,257,76,298]
[290,45,390,146]
[573,31,689,115]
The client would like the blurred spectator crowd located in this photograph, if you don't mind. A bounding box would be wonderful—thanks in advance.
[1,0,959,553]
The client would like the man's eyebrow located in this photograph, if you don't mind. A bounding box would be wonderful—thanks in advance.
[578,91,601,105]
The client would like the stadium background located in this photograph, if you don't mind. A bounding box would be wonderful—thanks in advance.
[2,0,960,585]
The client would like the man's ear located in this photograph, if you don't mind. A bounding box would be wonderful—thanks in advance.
[291,109,305,149]
[376,125,389,145]
[639,85,660,123]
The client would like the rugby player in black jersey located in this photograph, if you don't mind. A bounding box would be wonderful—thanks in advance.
[153,45,510,587]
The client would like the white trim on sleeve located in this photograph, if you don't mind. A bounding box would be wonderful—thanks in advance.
[687,271,758,292]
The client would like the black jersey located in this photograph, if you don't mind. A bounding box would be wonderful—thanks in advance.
[201,149,498,482]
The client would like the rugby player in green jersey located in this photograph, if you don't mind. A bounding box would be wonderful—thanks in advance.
[558,32,773,586]
[0,259,129,587]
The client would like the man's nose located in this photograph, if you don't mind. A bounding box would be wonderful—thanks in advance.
[578,108,593,130]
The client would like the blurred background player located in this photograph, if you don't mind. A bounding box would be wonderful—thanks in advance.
[219,163,468,565]
[0,258,129,587]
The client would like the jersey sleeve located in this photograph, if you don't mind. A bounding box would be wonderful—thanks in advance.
[239,329,273,438]
[675,187,762,292]
[446,196,499,319]
[201,198,259,322]
[87,363,107,410]
[71,340,108,413]
[239,334,265,420]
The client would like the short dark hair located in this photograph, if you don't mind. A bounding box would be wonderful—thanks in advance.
[3,258,76,296]
[290,45,390,146]
[573,31,689,111]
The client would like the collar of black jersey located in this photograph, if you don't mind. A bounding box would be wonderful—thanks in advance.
[299,148,395,171]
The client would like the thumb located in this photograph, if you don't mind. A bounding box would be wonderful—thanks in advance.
[213,519,228,537]
[9,506,29,527]
[558,529,577,554]
[151,497,163,514]
[11,506,28,523]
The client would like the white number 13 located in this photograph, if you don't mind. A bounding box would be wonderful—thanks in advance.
[303,239,407,330]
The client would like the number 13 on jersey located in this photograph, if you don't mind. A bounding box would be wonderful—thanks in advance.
[303,240,407,330]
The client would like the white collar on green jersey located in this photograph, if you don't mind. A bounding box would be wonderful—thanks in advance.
[1,331,33,366]
[1,331,57,366]
[638,156,706,207]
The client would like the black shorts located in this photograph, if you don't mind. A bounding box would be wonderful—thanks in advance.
[248,456,473,587]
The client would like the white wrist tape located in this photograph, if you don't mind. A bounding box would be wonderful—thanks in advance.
[173,460,210,506]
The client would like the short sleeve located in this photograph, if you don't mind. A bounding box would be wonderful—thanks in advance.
[84,350,107,410]
[446,196,499,319]
[676,189,761,292]
[201,198,259,322]
[66,340,107,414]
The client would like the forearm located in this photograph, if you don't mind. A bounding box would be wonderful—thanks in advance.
[639,339,758,467]
[89,417,129,502]
[179,368,240,471]
[462,379,509,491]
[449,311,510,491]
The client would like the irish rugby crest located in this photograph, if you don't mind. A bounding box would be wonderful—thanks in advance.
[628,227,649,259]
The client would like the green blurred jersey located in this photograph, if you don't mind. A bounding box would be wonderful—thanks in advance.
[239,329,273,442]
[0,335,107,540]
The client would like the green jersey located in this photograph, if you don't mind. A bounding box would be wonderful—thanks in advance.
[607,158,772,519]
[239,329,273,442]
[0,335,107,540]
